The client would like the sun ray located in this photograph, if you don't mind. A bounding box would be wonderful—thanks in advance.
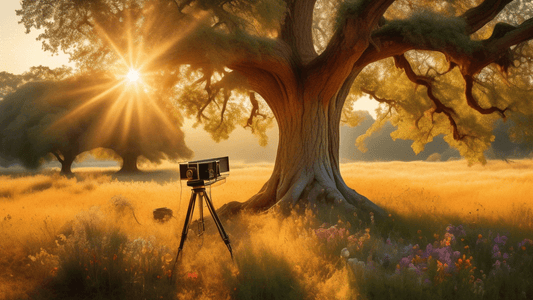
[91,22,131,70]
[89,89,131,146]
[47,80,127,132]
[137,11,209,71]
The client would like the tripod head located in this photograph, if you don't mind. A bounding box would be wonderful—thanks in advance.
[186,176,227,188]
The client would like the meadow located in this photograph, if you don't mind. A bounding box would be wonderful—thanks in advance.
[0,160,532,299]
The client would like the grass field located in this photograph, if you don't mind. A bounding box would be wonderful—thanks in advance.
[1,160,532,299]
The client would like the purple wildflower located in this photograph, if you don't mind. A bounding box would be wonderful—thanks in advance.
[518,238,533,249]
[494,234,508,245]
[492,244,501,258]
[400,256,412,268]
[424,243,433,258]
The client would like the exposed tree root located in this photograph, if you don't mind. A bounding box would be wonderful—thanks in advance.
[218,170,386,227]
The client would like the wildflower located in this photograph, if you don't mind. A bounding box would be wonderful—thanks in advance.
[400,257,412,268]
[478,234,482,240]
[492,245,501,258]
[518,238,533,249]
[341,248,350,258]
[447,225,466,238]
[494,234,508,245]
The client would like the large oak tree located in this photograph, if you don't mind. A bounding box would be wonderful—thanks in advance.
[17,0,533,221]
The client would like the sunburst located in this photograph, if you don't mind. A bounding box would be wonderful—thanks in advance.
[47,6,209,151]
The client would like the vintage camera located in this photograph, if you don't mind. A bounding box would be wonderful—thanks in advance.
[179,156,229,183]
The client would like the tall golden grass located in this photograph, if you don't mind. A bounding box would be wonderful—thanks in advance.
[1,159,532,299]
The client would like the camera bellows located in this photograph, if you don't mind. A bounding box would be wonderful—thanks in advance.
[153,207,173,222]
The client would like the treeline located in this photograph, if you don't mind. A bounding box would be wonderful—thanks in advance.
[340,112,533,162]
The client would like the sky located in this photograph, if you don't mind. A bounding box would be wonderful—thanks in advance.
[0,0,379,164]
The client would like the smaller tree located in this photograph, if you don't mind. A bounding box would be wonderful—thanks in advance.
[0,80,91,174]
[490,115,533,160]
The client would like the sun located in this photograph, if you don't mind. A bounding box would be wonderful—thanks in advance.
[127,69,140,82]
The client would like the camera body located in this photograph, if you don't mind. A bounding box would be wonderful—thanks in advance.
[179,156,229,183]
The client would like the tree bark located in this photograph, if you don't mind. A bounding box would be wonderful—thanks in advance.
[119,153,139,173]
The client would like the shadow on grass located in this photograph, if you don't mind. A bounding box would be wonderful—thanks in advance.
[224,244,307,300]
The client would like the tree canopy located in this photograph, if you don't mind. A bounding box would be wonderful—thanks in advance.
[15,0,533,218]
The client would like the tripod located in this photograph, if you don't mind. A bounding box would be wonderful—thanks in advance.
[170,179,233,279]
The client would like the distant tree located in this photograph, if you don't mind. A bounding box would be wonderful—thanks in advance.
[17,0,533,221]
[490,115,533,160]
[0,72,192,174]
[0,80,96,174]
[426,153,442,162]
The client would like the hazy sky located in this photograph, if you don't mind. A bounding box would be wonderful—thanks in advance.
[0,0,379,163]
[1,1,73,74]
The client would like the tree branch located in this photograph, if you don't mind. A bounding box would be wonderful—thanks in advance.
[461,0,513,34]
[303,0,396,105]
[392,54,467,140]
[360,88,397,108]
[244,92,266,131]
[463,74,508,117]
[51,151,64,164]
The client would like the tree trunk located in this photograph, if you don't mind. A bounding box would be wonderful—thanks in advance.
[52,150,76,175]
[219,80,385,223]
[119,153,139,173]
[60,154,75,175]
[55,151,75,175]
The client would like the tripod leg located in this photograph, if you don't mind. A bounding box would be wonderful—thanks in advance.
[197,190,205,236]
[203,193,233,259]
[170,191,197,280]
